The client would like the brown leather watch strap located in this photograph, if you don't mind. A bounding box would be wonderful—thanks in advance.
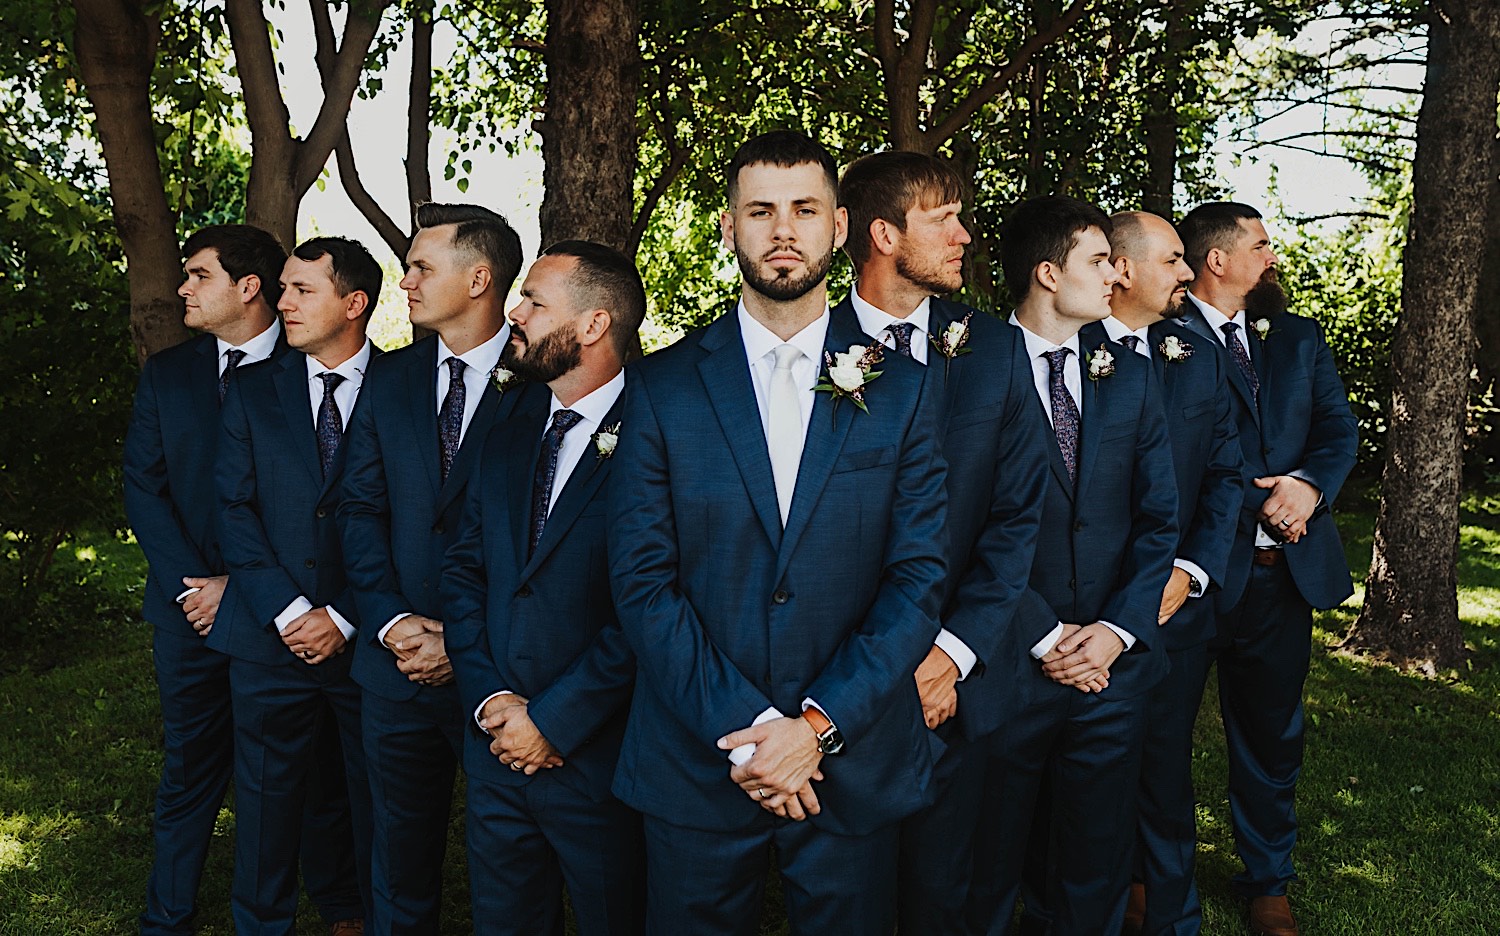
[800,707,832,736]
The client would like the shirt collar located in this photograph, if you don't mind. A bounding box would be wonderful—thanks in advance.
[217,318,281,364]
[738,300,830,368]
[437,323,510,379]
[1009,313,1081,359]
[1102,315,1150,352]
[305,339,373,386]
[849,283,932,342]
[548,367,626,429]
[1188,291,1242,332]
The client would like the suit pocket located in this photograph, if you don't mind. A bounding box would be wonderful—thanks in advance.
[1181,398,1214,422]
[946,401,1007,432]
[833,445,897,473]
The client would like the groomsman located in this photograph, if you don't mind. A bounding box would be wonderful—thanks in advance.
[125,225,287,935]
[443,240,646,936]
[607,130,949,934]
[831,151,1048,935]
[1176,203,1357,936]
[1104,211,1245,935]
[964,196,1179,936]
[338,203,524,934]
[214,236,383,935]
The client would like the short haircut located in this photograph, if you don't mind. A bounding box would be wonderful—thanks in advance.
[181,224,288,307]
[414,202,525,298]
[1000,195,1112,300]
[292,236,383,312]
[726,130,838,207]
[541,239,647,358]
[839,151,967,267]
[1107,210,1154,263]
[1177,202,1262,274]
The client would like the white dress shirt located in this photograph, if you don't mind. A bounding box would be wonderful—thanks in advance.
[1101,316,1209,598]
[215,318,281,375]
[849,284,932,365]
[1010,316,1136,658]
[274,340,374,643]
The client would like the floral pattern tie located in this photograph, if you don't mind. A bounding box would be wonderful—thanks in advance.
[1221,321,1260,402]
[885,321,917,359]
[315,372,346,479]
[218,349,246,403]
[438,357,467,482]
[1118,335,1141,353]
[529,409,584,556]
[1044,348,1080,483]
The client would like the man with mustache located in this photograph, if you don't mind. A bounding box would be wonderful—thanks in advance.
[1177,203,1357,936]
[1104,211,1244,935]
[607,130,948,934]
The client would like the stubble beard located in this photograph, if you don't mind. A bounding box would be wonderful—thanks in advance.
[895,248,963,296]
[738,244,834,303]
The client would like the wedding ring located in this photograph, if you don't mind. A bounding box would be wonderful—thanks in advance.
[302,650,313,658]
[758,788,769,800]
[510,761,523,771]
[1279,518,1291,528]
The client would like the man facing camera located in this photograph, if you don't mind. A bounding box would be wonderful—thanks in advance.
[442,240,646,936]
[608,130,949,935]
[214,237,383,935]
[338,203,524,936]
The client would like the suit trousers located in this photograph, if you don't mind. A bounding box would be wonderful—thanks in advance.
[1212,558,1313,897]
[897,724,985,936]
[466,771,644,936]
[644,810,900,936]
[362,684,463,936]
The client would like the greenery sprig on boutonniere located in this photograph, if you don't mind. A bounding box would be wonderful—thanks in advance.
[1158,334,1194,363]
[1086,344,1115,381]
[490,365,519,396]
[813,342,884,419]
[928,313,974,378]
[593,422,620,461]
[1250,318,1274,342]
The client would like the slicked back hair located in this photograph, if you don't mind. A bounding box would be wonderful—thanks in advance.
[414,202,524,298]
[181,224,288,308]
[726,130,838,207]
[1000,195,1112,301]
[1177,202,1262,274]
[839,151,968,268]
[292,236,383,314]
[541,240,647,358]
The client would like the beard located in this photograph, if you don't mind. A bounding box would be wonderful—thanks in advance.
[1160,288,1189,320]
[501,323,582,384]
[1243,268,1287,319]
[895,247,963,295]
[738,243,834,302]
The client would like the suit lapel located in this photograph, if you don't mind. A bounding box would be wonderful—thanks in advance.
[435,379,504,517]
[1074,322,1111,500]
[506,405,548,572]
[1184,301,1260,429]
[403,338,443,499]
[520,391,625,580]
[192,337,222,433]
[275,354,324,485]
[697,312,784,550]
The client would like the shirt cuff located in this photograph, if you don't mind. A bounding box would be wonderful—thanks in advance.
[175,587,200,604]
[727,706,782,766]
[1098,620,1136,651]
[274,596,314,633]
[933,628,978,681]
[326,606,356,642]
[379,612,412,647]
[474,690,515,729]
[1173,559,1209,598]
[1030,622,1065,660]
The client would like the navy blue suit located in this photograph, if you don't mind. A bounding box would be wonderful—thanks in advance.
[443,380,642,936]
[214,348,379,933]
[832,298,1048,935]
[966,320,1179,936]
[1180,297,1357,899]
[1130,318,1245,936]
[607,308,949,935]
[337,335,524,935]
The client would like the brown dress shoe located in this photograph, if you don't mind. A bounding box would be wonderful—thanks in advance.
[1123,881,1146,934]
[1249,895,1299,936]
[328,921,364,936]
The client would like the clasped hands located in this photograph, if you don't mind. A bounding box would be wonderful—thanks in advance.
[180,575,228,635]
[478,693,564,775]
[282,607,346,665]
[1040,623,1124,693]
[718,716,824,822]
[1256,474,1319,543]
[383,614,454,686]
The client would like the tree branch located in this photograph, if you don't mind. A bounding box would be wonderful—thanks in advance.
[295,0,395,193]
[223,0,292,154]
[334,131,409,259]
[407,0,433,211]
[873,0,898,75]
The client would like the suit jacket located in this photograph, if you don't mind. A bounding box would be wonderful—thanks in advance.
[442,382,635,802]
[212,347,380,667]
[607,307,950,837]
[123,332,287,632]
[338,335,533,702]
[1179,298,1357,610]
[1143,317,1245,649]
[1012,320,1180,704]
[832,297,1048,741]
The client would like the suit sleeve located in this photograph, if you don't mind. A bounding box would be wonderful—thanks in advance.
[123,358,212,613]
[441,441,507,724]
[1288,319,1358,504]
[528,615,636,758]
[1177,353,1245,591]
[803,368,950,747]
[337,383,411,640]
[215,378,305,628]
[1099,368,1180,642]
[607,373,776,749]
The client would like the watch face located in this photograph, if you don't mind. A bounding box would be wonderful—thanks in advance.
[819,728,845,755]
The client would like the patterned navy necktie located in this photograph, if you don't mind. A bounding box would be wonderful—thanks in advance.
[1221,321,1260,401]
[438,357,467,482]
[1118,335,1141,353]
[885,321,917,359]
[315,372,346,479]
[218,349,246,403]
[528,409,584,555]
[1044,348,1080,483]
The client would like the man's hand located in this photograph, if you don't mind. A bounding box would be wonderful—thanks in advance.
[718,716,825,819]
[394,628,454,686]
[1041,623,1125,689]
[181,575,228,635]
[281,607,347,664]
[384,615,442,663]
[482,700,564,775]
[915,645,959,729]
[1158,568,1192,625]
[1255,475,1319,543]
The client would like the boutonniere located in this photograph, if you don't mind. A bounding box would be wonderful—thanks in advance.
[1086,344,1115,381]
[490,365,519,395]
[593,422,620,461]
[1158,334,1194,363]
[928,313,974,377]
[1249,318,1273,342]
[813,342,884,419]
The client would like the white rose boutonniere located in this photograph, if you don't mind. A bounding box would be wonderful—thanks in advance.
[1158,334,1194,363]
[928,312,974,377]
[1250,318,1273,342]
[593,422,620,461]
[1086,344,1115,381]
[813,341,884,419]
[490,365,519,396]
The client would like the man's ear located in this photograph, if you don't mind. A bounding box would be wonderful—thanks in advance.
[832,205,848,250]
[470,266,493,298]
[1205,247,1228,278]
[1112,257,1132,288]
[1034,261,1061,295]
[238,274,262,305]
[720,210,735,252]
[869,218,898,258]
[579,307,613,348]
[345,291,369,321]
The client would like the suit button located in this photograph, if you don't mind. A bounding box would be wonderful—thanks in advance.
[304,559,316,569]
[517,585,533,598]
[1068,577,1076,590]
[1073,520,1084,532]
[763,673,773,686]
[316,508,327,518]
[433,522,445,534]
[772,590,790,605]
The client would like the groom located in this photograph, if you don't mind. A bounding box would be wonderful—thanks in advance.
[607,130,949,935]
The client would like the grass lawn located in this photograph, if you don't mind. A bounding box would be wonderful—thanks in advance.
[1,482,1496,934]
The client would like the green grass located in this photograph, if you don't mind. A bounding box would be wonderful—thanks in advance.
[1,484,1496,934]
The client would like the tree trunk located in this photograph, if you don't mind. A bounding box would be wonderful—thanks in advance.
[1345,0,1500,670]
[1140,0,1193,217]
[538,0,641,253]
[71,0,187,364]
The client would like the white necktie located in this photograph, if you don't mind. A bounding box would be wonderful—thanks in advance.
[768,344,804,526]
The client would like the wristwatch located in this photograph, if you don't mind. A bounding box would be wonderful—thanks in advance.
[801,707,845,755]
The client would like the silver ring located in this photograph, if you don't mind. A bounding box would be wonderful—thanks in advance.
[302,650,313,658]
[510,761,523,771]
[758,788,769,800]
[1279,518,1291,528]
